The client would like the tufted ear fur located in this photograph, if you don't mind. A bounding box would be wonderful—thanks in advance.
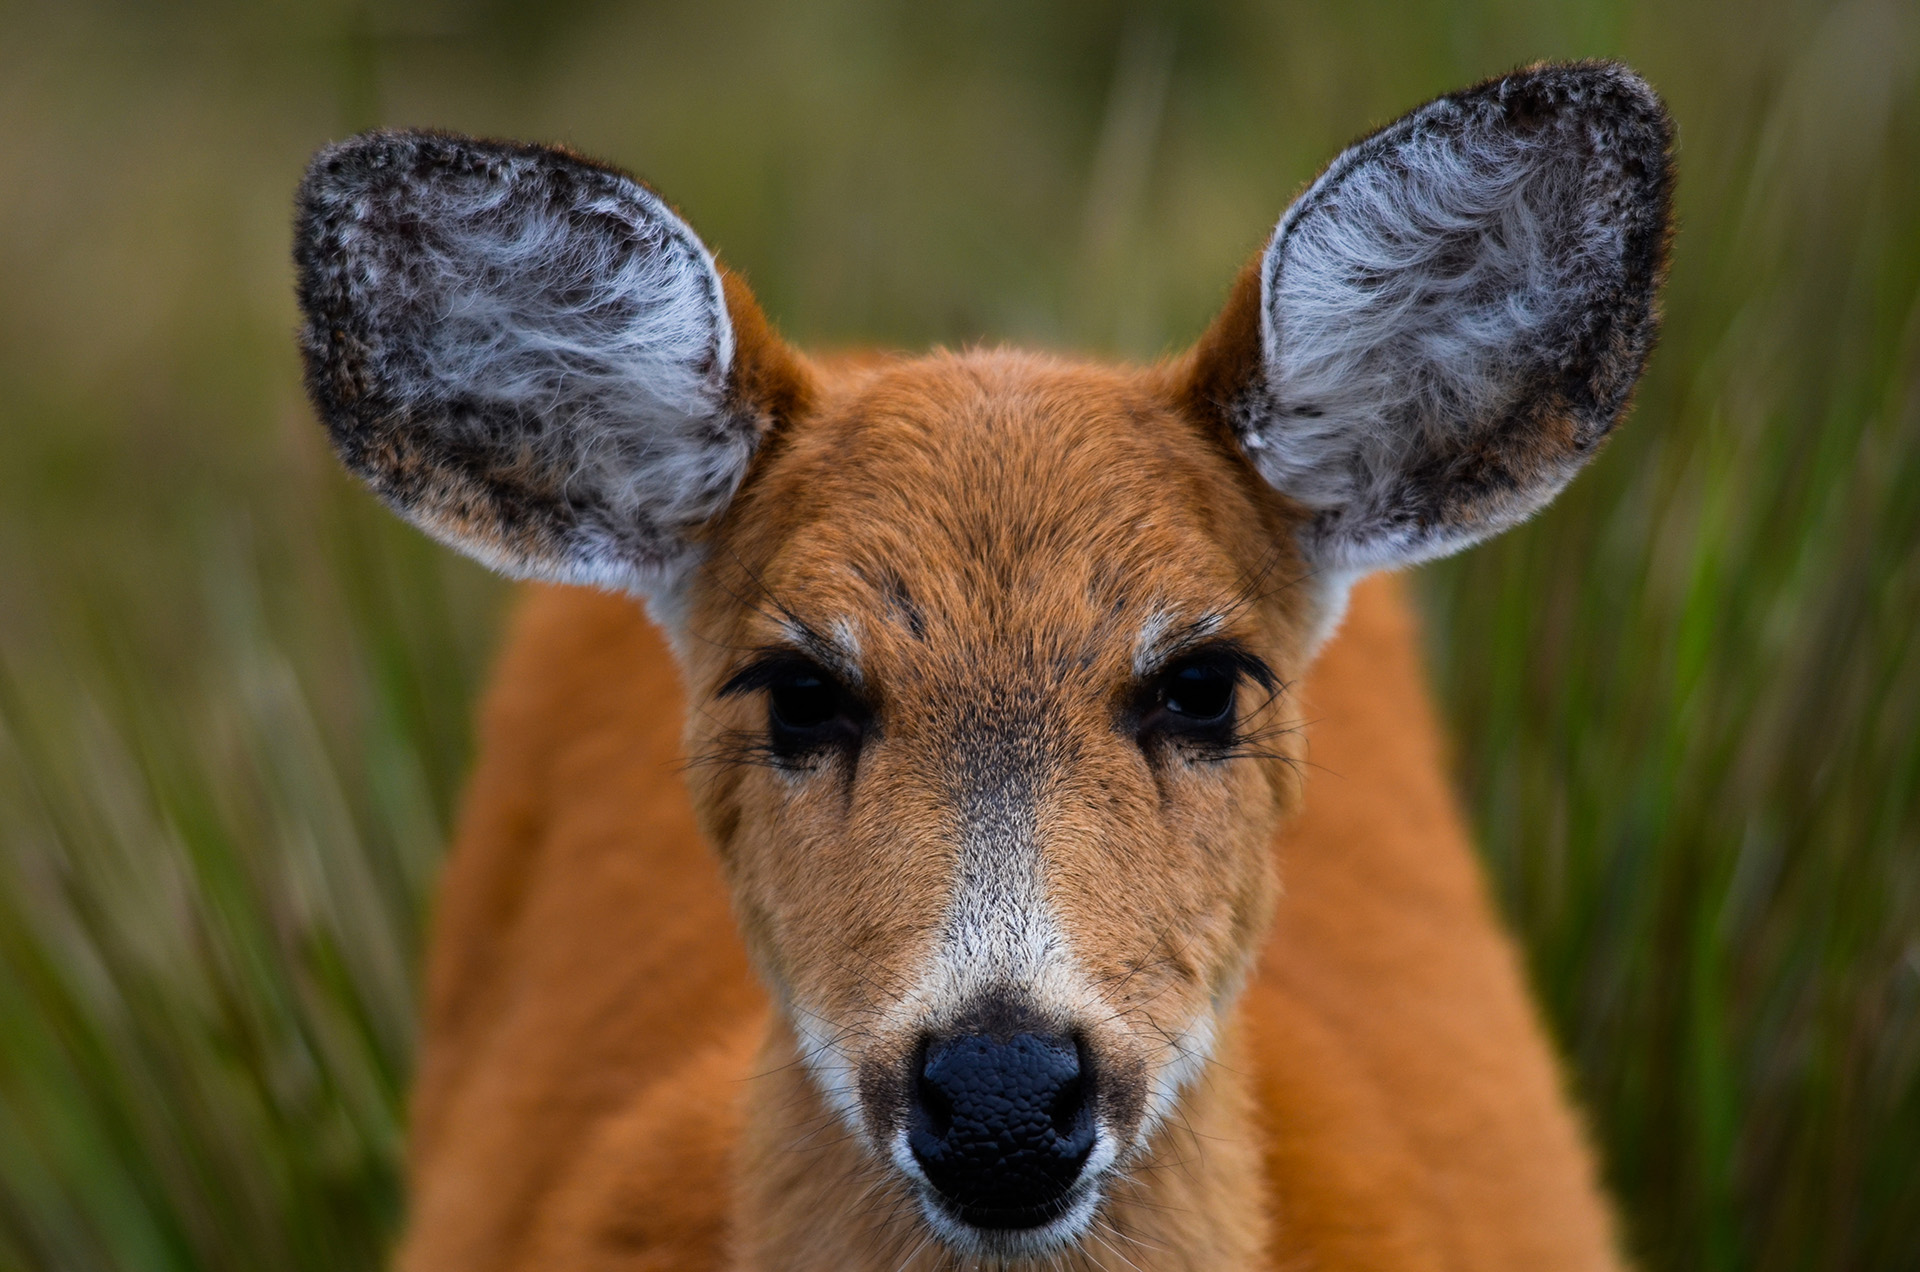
[294,130,809,605]
[1186,61,1674,577]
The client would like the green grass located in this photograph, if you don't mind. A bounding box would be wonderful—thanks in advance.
[1,1,1914,1268]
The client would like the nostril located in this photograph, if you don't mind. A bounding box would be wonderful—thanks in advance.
[1046,1035,1095,1140]
[1048,1072,1088,1140]
[915,1069,955,1139]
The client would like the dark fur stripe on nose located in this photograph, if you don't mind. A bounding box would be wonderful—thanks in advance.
[938,697,1067,981]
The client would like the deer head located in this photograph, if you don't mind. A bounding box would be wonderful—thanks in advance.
[295,62,1670,1260]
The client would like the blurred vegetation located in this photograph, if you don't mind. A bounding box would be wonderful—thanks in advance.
[0,0,1914,1268]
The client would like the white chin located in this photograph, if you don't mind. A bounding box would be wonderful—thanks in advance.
[915,1182,1105,1260]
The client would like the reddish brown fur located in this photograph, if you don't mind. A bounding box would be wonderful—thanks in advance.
[400,578,1615,1271]
[396,286,1621,1268]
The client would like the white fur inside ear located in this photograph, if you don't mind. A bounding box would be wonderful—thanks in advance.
[399,159,738,593]
[410,169,736,514]
[1257,120,1582,506]
[1236,65,1672,576]
[298,133,758,605]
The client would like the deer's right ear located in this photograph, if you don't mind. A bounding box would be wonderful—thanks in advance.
[294,130,809,604]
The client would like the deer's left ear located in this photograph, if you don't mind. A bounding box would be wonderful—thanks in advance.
[1186,61,1674,575]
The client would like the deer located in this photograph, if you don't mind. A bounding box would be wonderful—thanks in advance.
[292,60,1673,1271]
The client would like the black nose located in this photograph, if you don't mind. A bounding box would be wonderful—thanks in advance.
[906,1031,1097,1228]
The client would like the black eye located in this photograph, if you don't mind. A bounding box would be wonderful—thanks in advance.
[1162,661,1235,723]
[1133,642,1277,755]
[719,654,868,761]
[769,672,839,731]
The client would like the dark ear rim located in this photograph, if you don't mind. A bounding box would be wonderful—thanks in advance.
[1180,59,1676,573]
[292,128,814,602]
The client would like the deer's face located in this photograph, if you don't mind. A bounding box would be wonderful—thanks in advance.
[293,62,1669,1263]
[681,355,1311,1247]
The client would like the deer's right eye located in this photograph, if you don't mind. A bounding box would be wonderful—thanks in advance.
[769,672,839,732]
[720,655,869,762]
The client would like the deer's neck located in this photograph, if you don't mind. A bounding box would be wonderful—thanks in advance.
[729,1011,1271,1271]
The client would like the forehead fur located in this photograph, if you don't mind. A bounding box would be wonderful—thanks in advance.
[693,349,1310,660]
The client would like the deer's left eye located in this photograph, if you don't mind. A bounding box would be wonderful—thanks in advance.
[1134,643,1276,754]
[1162,661,1235,723]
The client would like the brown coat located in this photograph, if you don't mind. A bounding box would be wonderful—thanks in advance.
[397,575,1618,1271]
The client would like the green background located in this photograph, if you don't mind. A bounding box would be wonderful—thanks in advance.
[1,1,1915,1268]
